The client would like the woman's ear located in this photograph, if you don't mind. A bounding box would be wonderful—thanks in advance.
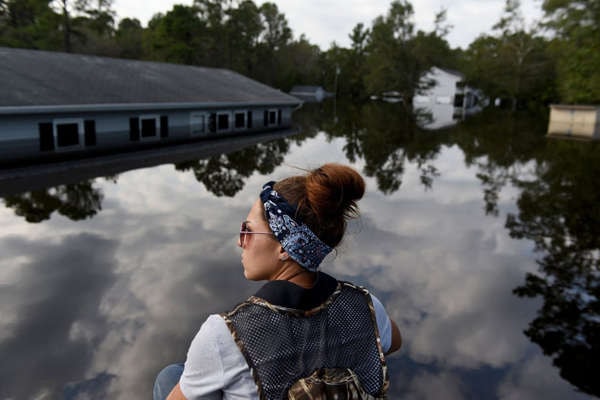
[279,247,290,261]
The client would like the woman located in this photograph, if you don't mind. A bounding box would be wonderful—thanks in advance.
[155,163,402,400]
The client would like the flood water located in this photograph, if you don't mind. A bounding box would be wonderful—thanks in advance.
[1,101,598,399]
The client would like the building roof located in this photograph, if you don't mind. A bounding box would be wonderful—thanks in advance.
[0,47,300,113]
[434,67,465,80]
[290,85,325,94]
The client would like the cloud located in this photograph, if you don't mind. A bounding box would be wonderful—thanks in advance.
[0,131,579,399]
[405,371,467,400]
[0,233,119,399]
[497,353,590,400]
[112,0,543,50]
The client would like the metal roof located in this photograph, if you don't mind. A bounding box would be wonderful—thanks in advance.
[434,67,465,79]
[0,47,300,111]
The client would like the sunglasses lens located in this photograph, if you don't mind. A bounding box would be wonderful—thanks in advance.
[240,222,246,246]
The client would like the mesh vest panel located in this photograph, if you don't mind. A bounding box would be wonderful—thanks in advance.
[223,282,387,400]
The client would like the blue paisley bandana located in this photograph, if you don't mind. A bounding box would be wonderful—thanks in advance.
[260,181,333,271]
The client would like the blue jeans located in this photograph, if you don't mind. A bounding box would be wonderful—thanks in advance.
[153,363,184,400]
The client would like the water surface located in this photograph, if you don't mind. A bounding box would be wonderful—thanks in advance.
[1,102,598,399]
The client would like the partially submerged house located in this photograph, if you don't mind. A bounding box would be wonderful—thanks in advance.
[413,67,485,129]
[547,105,600,140]
[0,47,301,164]
[289,86,331,103]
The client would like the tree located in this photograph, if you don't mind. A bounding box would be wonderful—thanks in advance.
[144,5,204,65]
[0,0,61,49]
[364,0,421,104]
[542,0,600,103]
[258,2,291,52]
[345,23,370,99]
[3,182,104,222]
[508,139,600,396]
[224,0,261,74]
[363,1,455,106]
[252,2,291,86]
[463,0,556,109]
[115,17,143,58]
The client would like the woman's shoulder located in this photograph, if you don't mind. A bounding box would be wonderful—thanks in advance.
[199,314,230,337]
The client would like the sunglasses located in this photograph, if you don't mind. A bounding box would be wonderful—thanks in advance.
[240,221,274,247]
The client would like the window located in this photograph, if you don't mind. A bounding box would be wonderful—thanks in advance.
[234,112,246,129]
[57,123,79,146]
[453,94,464,108]
[264,109,279,127]
[134,115,160,141]
[141,118,156,138]
[217,112,231,132]
[53,119,84,150]
[190,112,207,136]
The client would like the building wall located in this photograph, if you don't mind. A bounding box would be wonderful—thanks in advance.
[0,106,296,164]
[414,68,462,106]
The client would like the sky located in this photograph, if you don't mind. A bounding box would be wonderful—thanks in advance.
[112,0,544,50]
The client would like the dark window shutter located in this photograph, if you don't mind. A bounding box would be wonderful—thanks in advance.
[84,120,96,146]
[263,110,268,127]
[208,113,216,133]
[129,117,140,141]
[278,109,282,125]
[160,116,169,138]
[247,111,253,128]
[39,122,54,151]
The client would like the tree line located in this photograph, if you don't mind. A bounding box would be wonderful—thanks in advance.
[1,0,598,107]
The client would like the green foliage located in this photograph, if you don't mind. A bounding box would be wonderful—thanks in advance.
[2,0,593,105]
[361,1,457,105]
[463,0,557,109]
[115,17,142,59]
[144,5,204,64]
[542,0,600,103]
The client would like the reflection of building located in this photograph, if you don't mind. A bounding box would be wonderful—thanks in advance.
[289,86,332,103]
[0,47,301,165]
[547,105,600,140]
[413,67,486,130]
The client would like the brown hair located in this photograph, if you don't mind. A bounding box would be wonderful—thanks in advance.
[273,163,365,248]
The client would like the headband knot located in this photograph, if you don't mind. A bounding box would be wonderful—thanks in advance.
[260,181,332,271]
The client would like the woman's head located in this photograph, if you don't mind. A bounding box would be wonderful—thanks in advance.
[273,163,365,249]
[239,163,365,280]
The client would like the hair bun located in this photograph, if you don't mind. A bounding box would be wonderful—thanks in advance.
[305,163,365,220]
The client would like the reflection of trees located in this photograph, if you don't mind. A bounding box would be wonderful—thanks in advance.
[174,138,290,196]
[3,182,104,223]
[507,140,600,397]
[323,101,446,193]
[451,109,547,215]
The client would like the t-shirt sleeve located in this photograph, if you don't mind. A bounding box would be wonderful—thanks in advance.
[179,314,256,399]
[179,315,227,399]
[369,294,392,353]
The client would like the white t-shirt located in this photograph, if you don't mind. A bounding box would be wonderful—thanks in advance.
[180,294,392,399]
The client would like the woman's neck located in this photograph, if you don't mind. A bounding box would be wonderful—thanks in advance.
[273,265,316,289]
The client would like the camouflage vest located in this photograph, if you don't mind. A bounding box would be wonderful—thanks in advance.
[222,276,389,400]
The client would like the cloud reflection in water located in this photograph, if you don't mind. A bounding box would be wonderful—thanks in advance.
[0,129,594,399]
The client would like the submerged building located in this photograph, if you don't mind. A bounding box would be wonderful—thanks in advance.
[413,67,486,129]
[0,47,301,164]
